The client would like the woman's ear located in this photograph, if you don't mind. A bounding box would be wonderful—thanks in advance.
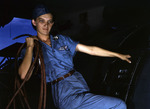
[32,19,36,26]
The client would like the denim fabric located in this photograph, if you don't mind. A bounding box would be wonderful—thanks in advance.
[40,34,127,109]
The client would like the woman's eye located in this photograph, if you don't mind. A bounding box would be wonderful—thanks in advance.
[39,20,44,23]
[48,20,53,24]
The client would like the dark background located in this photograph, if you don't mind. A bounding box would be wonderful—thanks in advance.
[1,0,150,109]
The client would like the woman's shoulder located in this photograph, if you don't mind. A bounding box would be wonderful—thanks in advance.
[52,34,70,41]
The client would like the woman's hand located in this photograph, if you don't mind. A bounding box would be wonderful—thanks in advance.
[25,36,38,48]
[118,54,131,63]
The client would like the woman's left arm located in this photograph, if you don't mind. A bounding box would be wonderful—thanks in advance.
[76,43,131,63]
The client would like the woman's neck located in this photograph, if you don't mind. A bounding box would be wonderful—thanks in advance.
[37,34,51,46]
[37,34,50,41]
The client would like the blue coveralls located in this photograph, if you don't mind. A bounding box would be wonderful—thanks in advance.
[23,34,127,109]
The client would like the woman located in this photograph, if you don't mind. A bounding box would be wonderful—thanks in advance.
[19,4,131,109]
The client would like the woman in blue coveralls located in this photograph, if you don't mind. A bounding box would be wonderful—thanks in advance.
[18,5,131,109]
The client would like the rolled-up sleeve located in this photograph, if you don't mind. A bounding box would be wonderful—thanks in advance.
[62,35,79,56]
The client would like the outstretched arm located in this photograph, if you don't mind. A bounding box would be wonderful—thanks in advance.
[76,43,131,63]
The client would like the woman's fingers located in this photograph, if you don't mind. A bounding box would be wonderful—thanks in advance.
[119,54,131,63]
[26,37,35,48]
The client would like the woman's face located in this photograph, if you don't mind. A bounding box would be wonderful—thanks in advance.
[32,13,54,36]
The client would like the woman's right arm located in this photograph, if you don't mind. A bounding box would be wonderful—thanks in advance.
[18,37,34,80]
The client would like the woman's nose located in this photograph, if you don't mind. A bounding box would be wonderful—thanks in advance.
[44,22,48,27]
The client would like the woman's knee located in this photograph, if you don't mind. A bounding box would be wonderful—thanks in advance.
[112,99,127,109]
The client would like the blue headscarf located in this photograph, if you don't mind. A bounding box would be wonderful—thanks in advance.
[32,4,50,19]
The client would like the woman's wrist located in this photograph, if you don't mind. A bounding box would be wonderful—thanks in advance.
[26,46,34,52]
[26,45,34,49]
